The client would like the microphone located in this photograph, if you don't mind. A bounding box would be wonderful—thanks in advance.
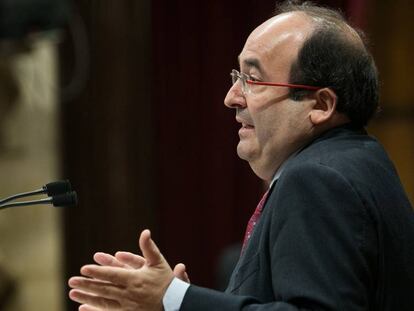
[44,180,72,196]
[0,180,77,210]
[0,180,72,205]
[0,191,78,210]
[52,191,78,207]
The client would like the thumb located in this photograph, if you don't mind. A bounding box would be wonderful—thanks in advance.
[139,229,163,266]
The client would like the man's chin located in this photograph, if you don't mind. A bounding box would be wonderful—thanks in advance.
[236,141,257,161]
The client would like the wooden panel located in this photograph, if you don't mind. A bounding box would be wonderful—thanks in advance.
[368,0,414,205]
[60,1,154,310]
[370,119,414,204]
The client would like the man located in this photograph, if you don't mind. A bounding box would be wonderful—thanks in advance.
[68,2,414,310]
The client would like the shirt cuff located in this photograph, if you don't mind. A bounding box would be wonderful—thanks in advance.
[163,277,190,311]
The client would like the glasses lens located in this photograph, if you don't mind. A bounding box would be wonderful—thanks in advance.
[231,70,238,85]
[230,70,249,94]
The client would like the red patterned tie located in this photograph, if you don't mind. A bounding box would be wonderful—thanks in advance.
[242,190,269,252]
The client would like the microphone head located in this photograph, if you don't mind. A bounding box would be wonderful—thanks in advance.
[52,191,78,207]
[44,180,72,196]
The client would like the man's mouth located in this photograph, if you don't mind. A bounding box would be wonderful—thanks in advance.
[236,116,254,129]
[242,123,254,129]
[238,121,255,137]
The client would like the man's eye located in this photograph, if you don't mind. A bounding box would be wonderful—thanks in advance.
[248,76,260,82]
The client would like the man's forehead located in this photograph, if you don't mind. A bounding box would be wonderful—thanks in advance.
[239,12,315,65]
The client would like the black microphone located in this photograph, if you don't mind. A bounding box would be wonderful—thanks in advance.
[52,191,78,207]
[0,180,72,205]
[0,191,78,210]
[44,180,72,196]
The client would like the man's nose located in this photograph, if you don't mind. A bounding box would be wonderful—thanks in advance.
[224,83,246,109]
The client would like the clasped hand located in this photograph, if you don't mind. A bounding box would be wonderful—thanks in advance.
[68,229,189,311]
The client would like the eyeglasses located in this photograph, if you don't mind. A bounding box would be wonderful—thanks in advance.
[230,69,322,95]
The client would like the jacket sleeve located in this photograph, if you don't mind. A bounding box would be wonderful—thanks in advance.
[180,162,378,311]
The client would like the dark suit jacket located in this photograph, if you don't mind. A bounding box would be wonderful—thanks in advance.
[180,125,414,310]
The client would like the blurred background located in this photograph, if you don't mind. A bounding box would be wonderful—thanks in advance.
[0,0,412,310]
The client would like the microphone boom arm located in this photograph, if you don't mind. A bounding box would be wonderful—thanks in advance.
[0,188,45,205]
[0,197,52,210]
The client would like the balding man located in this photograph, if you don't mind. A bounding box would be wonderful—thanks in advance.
[68,2,414,310]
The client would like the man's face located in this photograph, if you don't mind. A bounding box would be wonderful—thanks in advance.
[224,12,316,181]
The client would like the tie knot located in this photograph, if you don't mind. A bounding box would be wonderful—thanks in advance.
[256,190,269,213]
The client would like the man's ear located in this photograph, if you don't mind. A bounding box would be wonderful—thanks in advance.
[309,88,337,125]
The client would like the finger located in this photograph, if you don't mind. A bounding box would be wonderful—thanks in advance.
[69,289,120,310]
[184,271,190,283]
[139,229,163,266]
[177,263,190,283]
[68,276,123,300]
[94,252,127,268]
[80,265,132,286]
[115,251,145,269]
[173,263,190,282]
[173,263,185,276]
[79,304,102,311]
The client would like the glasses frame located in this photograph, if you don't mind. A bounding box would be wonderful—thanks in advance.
[230,69,322,94]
